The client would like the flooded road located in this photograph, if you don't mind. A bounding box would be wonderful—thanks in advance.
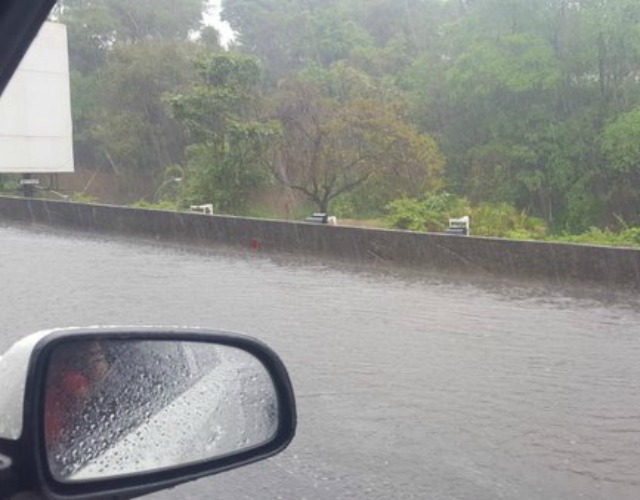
[1,223,639,499]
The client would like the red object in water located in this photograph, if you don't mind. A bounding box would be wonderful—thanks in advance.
[249,238,260,251]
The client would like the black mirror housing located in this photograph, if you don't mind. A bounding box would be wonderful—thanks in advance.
[0,327,296,499]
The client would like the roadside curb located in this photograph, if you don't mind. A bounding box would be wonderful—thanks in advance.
[0,196,638,289]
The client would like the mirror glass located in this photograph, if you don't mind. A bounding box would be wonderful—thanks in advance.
[44,339,279,481]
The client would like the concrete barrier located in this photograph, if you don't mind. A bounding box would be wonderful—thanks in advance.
[0,196,639,288]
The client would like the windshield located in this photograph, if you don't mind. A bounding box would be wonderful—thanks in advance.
[1,0,640,499]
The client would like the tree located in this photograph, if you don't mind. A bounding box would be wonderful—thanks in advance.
[222,0,372,79]
[54,0,207,47]
[88,42,197,200]
[49,0,211,201]
[170,54,278,212]
[600,108,640,224]
[272,79,443,213]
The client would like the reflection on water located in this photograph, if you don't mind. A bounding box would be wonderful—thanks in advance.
[1,223,639,499]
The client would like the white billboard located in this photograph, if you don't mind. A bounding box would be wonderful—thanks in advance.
[0,22,74,173]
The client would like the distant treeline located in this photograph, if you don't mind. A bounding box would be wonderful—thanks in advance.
[51,0,640,236]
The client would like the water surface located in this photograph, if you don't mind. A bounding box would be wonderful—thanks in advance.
[1,223,638,499]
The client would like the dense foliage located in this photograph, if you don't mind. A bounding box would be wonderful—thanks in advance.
[385,193,547,239]
[48,0,640,243]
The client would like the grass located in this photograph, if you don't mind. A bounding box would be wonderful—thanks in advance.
[545,227,640,249]
[338,218,388,229]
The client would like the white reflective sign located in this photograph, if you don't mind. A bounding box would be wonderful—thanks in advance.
[0,22,74,173]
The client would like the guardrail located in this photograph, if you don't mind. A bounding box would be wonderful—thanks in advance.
[0,196,638,288]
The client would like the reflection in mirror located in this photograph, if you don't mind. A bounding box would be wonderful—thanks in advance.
[44,339,278,481]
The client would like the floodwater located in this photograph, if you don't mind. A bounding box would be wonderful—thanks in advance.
[1,223,639,499]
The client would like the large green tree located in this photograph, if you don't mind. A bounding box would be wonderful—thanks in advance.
[89,42,198,200]
[50,0,212,201]
[398,0,640,229]
[170,54,278,212]
[222,0,373,79]
[272,77,443,213]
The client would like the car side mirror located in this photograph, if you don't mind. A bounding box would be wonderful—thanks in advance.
[0,328,296,499]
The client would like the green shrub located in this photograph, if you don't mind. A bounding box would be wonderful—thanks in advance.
[386,194,546,239]
[422,193,471,232]
[385,193,472,232]
[178,144,269,214]
[384,198,428,231]
[472,202,546,238]
[70,192,98,203]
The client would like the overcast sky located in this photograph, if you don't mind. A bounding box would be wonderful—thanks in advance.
[204,0,235,46]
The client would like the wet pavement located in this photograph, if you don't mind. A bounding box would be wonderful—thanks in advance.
[1,223,639,499]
